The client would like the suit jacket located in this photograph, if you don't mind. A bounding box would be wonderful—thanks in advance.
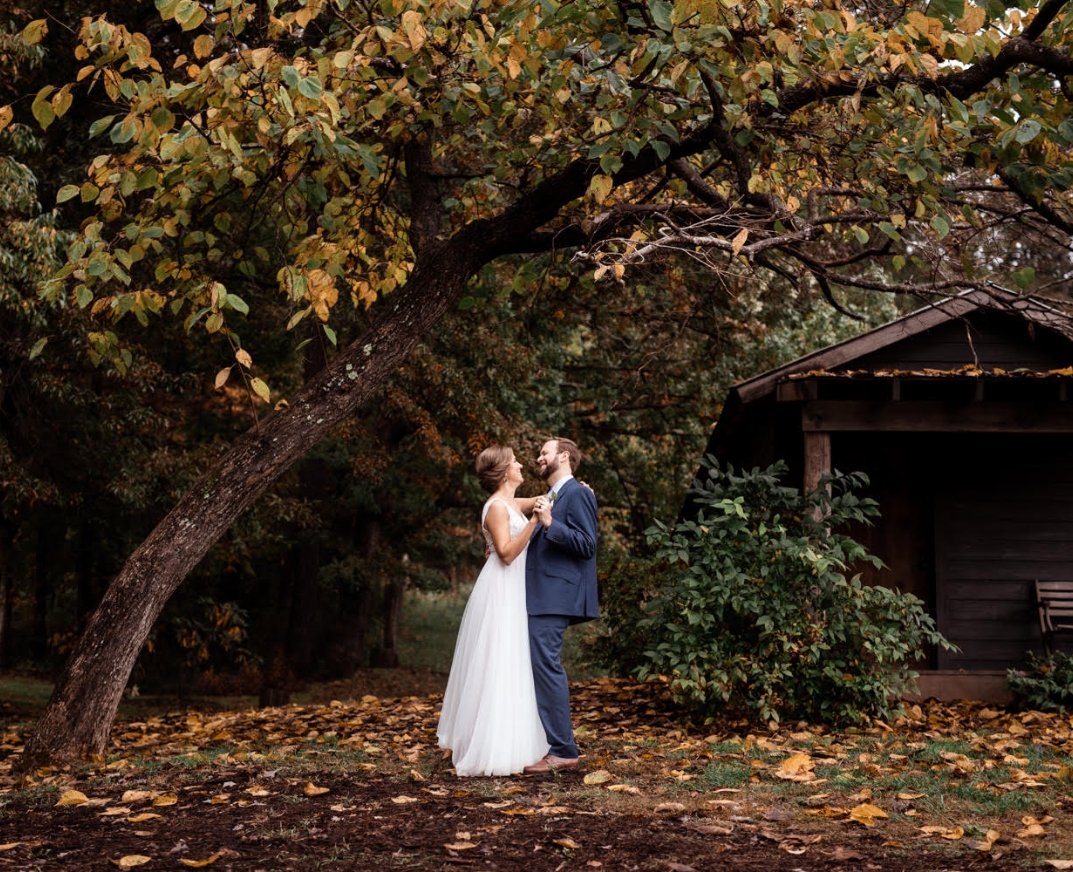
[525,477,599,622]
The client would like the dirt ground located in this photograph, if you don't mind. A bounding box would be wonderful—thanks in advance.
[0,767,1026,871]
[1,672,1070,870]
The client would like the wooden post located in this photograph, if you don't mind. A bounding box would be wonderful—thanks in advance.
[803,431,831,493]
[804,431,832,521]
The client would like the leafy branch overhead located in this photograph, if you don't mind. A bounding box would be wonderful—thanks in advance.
[10,0,1073,381]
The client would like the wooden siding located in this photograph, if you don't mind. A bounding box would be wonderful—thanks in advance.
[934,436,1073,670]
[851,310,1073,372]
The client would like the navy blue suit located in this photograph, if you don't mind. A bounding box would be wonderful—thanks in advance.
[525,477,598,758]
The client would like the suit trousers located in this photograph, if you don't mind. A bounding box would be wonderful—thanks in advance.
[527,613,578,759]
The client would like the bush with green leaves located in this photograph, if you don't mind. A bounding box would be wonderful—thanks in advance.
[1007,651,1073,712]
[635,459,951,725]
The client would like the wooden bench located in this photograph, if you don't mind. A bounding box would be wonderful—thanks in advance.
[1035,580,1073,653]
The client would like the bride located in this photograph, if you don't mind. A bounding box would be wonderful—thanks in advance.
[436,445,550,776]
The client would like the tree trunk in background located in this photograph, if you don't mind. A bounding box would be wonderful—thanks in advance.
[0,541,10,669]
[31,521,59,662]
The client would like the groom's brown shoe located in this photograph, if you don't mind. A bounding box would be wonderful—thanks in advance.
[523,755,580,774]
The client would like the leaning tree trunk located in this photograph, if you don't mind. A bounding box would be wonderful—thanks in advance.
[19,240,480,768]
[18,154,605,770]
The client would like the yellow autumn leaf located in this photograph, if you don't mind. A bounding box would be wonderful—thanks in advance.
[235,348,252,368]
[553,837,580,849]
[583,769,612,785]
[444,841,478,851]
[391,795,419,804]
[303,782,330,797]
[1017,823,1046,838]
[100,806,133,816]
[606,784,640,794]
[896,791,924,800]
[192,35,214,59]
[56,790,89,807]
[114,856,152,869]
[127,813,163,823]
[246,786,271,797]
[179,851,226,868]
[775,752,815,780]
[1044,861,1073,870]
[0,105,15,133]
[120,790,155,803]
[848,803,888,827]
[587,174,613,205]
[0,843,20,851]
[153,793,178,806]
[971,829,1001,851]
[731,227,749,256]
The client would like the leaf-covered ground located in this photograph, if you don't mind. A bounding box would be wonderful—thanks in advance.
[2,676,1072,870]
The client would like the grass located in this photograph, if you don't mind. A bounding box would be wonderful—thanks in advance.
[397,586,606,679]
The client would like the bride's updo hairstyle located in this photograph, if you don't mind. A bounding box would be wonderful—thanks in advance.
[476,445,513,493]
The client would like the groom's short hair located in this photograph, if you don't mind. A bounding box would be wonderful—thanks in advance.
[554,437,581,472]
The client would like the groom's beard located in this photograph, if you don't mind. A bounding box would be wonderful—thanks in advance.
[539,459,559,481]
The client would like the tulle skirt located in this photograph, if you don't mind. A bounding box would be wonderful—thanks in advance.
[436,550,549,776]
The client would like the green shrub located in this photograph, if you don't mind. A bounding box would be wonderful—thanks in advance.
[1007,651,1073,712]
[634,458,951,725]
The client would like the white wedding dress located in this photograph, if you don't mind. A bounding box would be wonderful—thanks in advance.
[437,498,549,776]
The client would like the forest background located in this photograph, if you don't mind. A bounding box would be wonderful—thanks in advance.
[2,0,1073,754]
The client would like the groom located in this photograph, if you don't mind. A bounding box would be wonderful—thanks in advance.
[523,437,598,773]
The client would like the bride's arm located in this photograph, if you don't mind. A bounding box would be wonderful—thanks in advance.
[484,502,538,565]
[515,496,538,513]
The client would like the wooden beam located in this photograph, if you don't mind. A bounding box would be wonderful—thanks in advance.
[801,401,1073,432]
[803,431,832,493]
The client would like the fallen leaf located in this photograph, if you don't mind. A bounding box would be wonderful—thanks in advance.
[829,847,865,860]
[654,802,686,814]
[896,791,925,800]
[1017,823,1046,838]
[303,782,329,797]
[127,813,163,823]
[1044,862,1073,870]
[553,837,580,849]
[391,795,419,804]
[848,803,888,827]
[153,794,178,807]
[179,853,224,868]
[606,784,640,794]
[971,829,1001,851]
[0,843,20,851]
[775,752,816,782]
[113,856,152,869]
[120,790,155,803]
[444,841,478,851]
[100,806,133,816]
[245,786,271,797]
[583,770,612,785]
[56,789,89,807]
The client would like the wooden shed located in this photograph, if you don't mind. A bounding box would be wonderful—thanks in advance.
[703,289,1073,699]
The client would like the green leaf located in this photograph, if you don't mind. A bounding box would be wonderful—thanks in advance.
[31,87,55,130]
[322,324,337,345]
[1015,119,1041,144]
[28,338,48,360]
[56,185,80,204]
[226,294,249,315]
[297,76,323,100]
[250,377,271,403]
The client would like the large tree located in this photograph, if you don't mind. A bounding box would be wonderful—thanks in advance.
[9,0,1073,766]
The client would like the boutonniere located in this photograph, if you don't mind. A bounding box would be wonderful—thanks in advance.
[548,490,558,504]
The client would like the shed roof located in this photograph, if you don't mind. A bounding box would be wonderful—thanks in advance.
[733,288,1073,405]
